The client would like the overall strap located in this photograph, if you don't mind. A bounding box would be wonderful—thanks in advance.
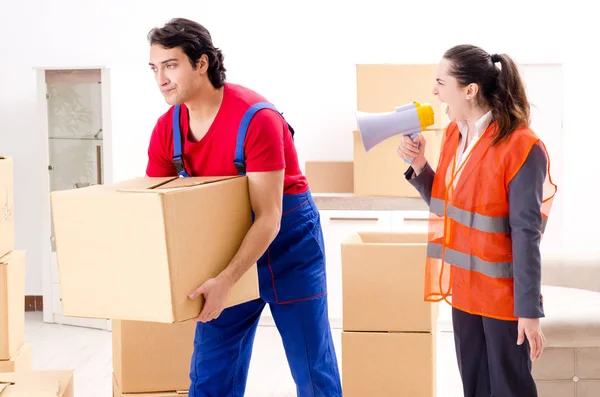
[234,102,281,176]
[172,104,191,178]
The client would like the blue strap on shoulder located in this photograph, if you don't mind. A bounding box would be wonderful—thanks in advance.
[172,104,191,178]
[172,101,294,178]
[234,101,291,176]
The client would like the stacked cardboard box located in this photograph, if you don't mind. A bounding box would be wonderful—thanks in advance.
[112,319,196,395]
[341,231,437,396]
[0,156,32,374]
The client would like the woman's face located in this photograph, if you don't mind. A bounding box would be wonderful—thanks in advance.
[432,58,471,123]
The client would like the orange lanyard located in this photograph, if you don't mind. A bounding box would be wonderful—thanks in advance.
[442,132,485,244]
[446,129,488,193]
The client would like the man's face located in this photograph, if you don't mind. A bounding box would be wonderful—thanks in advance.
[149,45,204,105]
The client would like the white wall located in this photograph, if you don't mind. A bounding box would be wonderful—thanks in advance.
[0,0,596,295]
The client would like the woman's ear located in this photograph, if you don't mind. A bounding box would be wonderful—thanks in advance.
[465,83,479,100]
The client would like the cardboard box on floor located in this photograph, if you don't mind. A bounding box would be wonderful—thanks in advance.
[0,344,32,373]
[113,374,188,397]
[0,370,74,397]
[0,251,25,360]
[0,157,15,258]
[342,331,436,397]
[354,64,448,197]
[113,319,195,393]
[50,176,260,323]
[341,232,437,332]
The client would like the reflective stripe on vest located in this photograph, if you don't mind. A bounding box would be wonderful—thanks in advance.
[430,197,548,234]
[427,242,513,278]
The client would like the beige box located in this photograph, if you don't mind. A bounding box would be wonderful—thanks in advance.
[342,232,437,332]
[0,251,25,360]
[0,344,33,373]
[356,64,447,129]
[113,319,195,393]
[113,374,188,396]
[0,370,74,397]
[50,176,260,323]
[353,128,444,197]
[0,157,15,258]
[305,161,354,193]
[342,331,436,397]
[354,63,448,197]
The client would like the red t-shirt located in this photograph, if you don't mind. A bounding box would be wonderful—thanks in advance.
[146,83,308,195]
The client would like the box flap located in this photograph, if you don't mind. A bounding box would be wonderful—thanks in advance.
[0,380,59,396]
[112,176,178,191]
[156,176,240,189]
[0,251,23,266]
[116,176,241,193]
[0,371,72,396]
[343,231,428,245]
[49,177,179,200]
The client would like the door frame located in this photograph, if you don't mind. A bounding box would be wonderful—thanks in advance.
[36,66,114,330]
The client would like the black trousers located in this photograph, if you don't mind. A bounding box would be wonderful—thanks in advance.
[452,307,538,397]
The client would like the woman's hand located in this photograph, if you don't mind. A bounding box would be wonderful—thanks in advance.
[517,317,545,361]
[398,134,427,174]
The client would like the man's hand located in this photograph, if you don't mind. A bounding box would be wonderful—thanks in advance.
[189,274,234,323]
[517,317,546,361]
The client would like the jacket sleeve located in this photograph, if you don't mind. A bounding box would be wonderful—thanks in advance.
[508,142,548,318]
[404,162,435,206]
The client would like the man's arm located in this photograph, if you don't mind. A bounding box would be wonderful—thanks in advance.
[218,169,283,285]
[218,109,287,284]
[509,142,548,318]
[190,109,287,322]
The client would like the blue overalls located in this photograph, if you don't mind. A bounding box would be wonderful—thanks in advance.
[172,102,342,397]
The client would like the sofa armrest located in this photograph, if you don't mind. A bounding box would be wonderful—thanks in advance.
[542,253,600,293]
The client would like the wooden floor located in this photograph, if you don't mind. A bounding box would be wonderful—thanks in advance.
[24,312,463,397]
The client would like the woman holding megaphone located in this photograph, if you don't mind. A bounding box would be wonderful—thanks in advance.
[399,44,557,397]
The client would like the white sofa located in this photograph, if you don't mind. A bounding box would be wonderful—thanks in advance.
[533,255,600,397]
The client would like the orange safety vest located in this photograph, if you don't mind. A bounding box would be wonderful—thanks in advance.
[425,121,557,321]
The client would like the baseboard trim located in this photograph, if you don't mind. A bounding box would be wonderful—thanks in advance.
[25,295,43,312]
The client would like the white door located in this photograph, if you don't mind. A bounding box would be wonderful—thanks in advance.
[38,67,113,330]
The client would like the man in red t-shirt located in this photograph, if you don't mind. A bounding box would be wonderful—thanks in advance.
[146,18,341,397]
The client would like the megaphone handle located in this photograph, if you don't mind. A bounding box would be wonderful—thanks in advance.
[403,132,420,164]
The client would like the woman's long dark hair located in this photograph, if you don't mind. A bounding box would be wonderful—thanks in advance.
[444,44,530,145]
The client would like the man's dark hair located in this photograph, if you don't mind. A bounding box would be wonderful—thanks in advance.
[147,18,226,88]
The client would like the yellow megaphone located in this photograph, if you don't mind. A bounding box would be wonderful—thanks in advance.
[355,101,435,162]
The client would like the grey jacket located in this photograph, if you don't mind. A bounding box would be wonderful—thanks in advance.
[404,142,548,319]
